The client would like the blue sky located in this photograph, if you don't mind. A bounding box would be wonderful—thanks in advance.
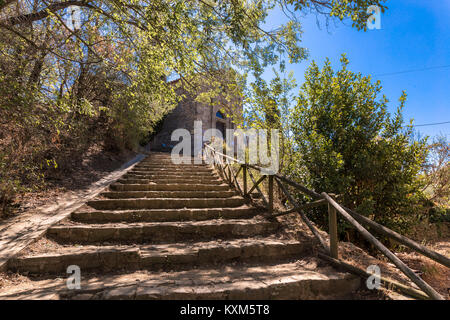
[264,0,450,139]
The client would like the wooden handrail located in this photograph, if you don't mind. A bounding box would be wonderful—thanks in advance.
[203,142,447,300]
[343,206,450,268]
[247,168,268,207]
[248,175,266,195]
[322,193,444,300]
[275,177,330,253]
[318,253,431,300]
[272,199,327,217]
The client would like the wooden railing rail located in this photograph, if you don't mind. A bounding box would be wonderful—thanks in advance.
[203,143,447,300]
[322,193,443,300]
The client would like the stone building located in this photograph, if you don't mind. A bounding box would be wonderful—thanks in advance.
[150,78,242,153]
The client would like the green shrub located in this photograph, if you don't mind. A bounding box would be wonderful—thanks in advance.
[429,207,450,223]
[290,55,429,236]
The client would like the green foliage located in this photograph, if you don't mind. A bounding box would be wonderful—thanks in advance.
[0,1,392,217]
[284,0,388,31]
[244,69,298,170]
[420,135,449,207]
[428,207,450,223]
[0,0,307,216]
[289,55,428,234]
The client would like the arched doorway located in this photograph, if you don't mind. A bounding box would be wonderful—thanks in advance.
[216,121,225,139]
[215,111,226,139]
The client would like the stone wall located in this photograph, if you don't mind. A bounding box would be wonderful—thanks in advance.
[150,82,242,153]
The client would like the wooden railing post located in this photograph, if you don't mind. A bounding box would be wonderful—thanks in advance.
[268,175,274,214]
[243,149,248,196]
[243,164,248,196]
[328,202,339,259]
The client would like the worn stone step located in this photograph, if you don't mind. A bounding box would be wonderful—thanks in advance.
[117,178,223,185]
[131,166,213,172]
[122,174,220,181]
[125,173,218,180]
[125,171,214,179]
[1,261,360,299]
[130,169,213,175]
[140,158,198,163]
[71,206,259,223]
[133,164,214,172]
[137,163,205,167]
[139,238,307,268]
[138,161,203,166]
[109,263,360,300]
[47,218,278,243]
[133,165,212,171]
[8,238,308,274]
[142,154,185,157]
[137,163,206,168]
[109,183,230,192]
[100,190,236,199]
[9,247,141,274]
[87,197,245,210]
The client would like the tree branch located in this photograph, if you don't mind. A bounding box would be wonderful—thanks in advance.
[0,0,16,12]
[1,0,91,25]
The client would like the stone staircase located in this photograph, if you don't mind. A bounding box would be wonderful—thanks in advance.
[3,153,361,300]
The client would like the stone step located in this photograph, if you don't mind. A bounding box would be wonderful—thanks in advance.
[117,178,223,185]
[139,158,199,163]
[103,263,360,300]
[127,171,216,178]
[133,165,212,171]
[131,166,213,171]
[8,238,308,274]
[1,261,360,299]
[125,174,218,180]
[100,190,237,199]
[130,167,214,175]
[131,169,213,175]
[87,197,245,210]
[123,172,219,181]
[9,247,140,275]
[141,154,195,158]
[137,163,205,167]
[138,161,204,166]
[47,218,278,243]
[109,183,230,192]
[71,206,259,223]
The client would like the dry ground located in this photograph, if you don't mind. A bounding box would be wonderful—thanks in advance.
[2,144,137,222]
[277,211,450,299]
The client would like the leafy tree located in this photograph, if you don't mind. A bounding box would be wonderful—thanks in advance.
[0,0,306,217]
[290,55,428,234]
[0,0,390,217]
[421,136,449,207]
[244,69,297,170]
[240,0,389,168]
[283,0,387,31]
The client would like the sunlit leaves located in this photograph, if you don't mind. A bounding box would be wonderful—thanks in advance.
[284,0,388,31]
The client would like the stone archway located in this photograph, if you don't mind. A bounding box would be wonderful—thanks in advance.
[216,120,225,139]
